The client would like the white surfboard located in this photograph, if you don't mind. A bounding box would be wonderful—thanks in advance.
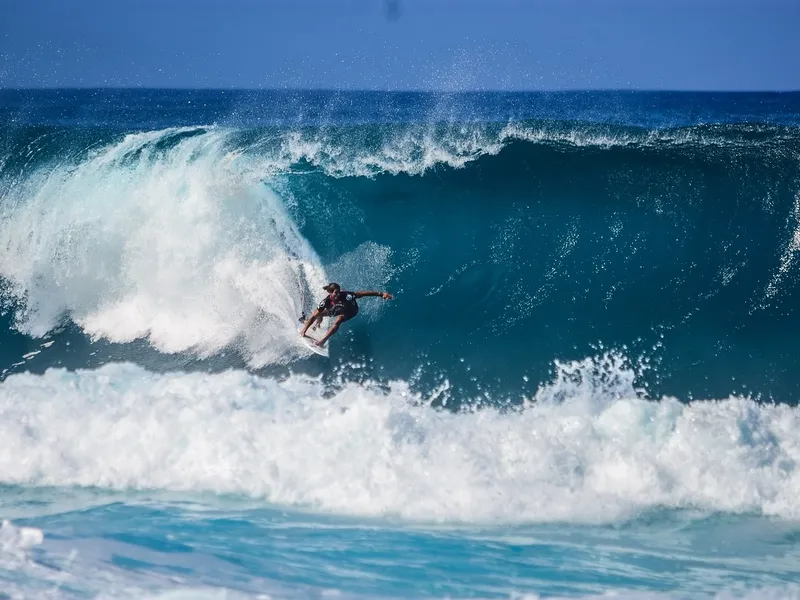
[299,326,329,357]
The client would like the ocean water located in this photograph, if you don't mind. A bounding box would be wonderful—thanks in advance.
[1,89,800,598]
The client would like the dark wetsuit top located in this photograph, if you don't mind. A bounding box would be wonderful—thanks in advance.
[319,291,359,321]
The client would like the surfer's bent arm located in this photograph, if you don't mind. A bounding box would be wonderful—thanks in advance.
[354,291,393,300]
[300,308,321,336]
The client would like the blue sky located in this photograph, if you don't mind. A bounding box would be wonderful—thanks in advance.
[1,0,798,90]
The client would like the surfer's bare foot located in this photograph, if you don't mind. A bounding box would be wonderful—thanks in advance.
[315,340,325,347]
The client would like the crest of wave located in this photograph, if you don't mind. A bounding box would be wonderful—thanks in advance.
[0,127,326,365]
[269,120,744,179]
[276,123,507,177]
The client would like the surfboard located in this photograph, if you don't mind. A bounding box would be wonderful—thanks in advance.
[299,326,329,357]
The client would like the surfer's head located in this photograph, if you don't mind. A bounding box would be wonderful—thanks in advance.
[323,282,341,297]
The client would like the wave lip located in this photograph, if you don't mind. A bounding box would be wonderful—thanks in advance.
[0,357,799,524]
[244,120,800,178]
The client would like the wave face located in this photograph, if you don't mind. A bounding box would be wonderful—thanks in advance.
[2,90,800,401]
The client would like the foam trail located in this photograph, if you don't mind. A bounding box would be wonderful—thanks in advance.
[0,356,799,524]
[0,127,327,365]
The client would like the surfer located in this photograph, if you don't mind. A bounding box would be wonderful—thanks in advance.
[300,283,393,347]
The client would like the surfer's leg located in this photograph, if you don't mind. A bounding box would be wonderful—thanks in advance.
[317,315,346,346]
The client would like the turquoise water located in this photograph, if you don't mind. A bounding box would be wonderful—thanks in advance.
[4,492,800,599]
[1,90,800,598]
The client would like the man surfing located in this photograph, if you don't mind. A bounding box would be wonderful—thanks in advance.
[300,282,393,347]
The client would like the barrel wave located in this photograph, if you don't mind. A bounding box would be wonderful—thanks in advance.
[1,90,800,599]
[1,94,799,401]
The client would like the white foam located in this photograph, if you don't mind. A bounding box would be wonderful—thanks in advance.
[0,128,328,365]
[0,356,799,524]
[0,519,43,575]
[0,520,43,553]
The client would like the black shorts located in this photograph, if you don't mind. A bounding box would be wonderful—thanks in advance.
[326,303,358,322]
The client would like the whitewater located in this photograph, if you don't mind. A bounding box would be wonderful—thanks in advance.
[1,89,800,598]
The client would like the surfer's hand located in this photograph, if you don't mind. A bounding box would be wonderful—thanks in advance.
[381,292,393,300]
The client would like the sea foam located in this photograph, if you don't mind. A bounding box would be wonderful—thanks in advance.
[0,355,798,524]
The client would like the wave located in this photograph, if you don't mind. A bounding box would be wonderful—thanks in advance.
[1,355,799,524]
[1,121,799,400]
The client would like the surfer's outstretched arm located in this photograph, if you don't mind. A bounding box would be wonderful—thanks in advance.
[354,291,393,300]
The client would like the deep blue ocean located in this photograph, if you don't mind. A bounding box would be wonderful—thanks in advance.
[1,89,800,599]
